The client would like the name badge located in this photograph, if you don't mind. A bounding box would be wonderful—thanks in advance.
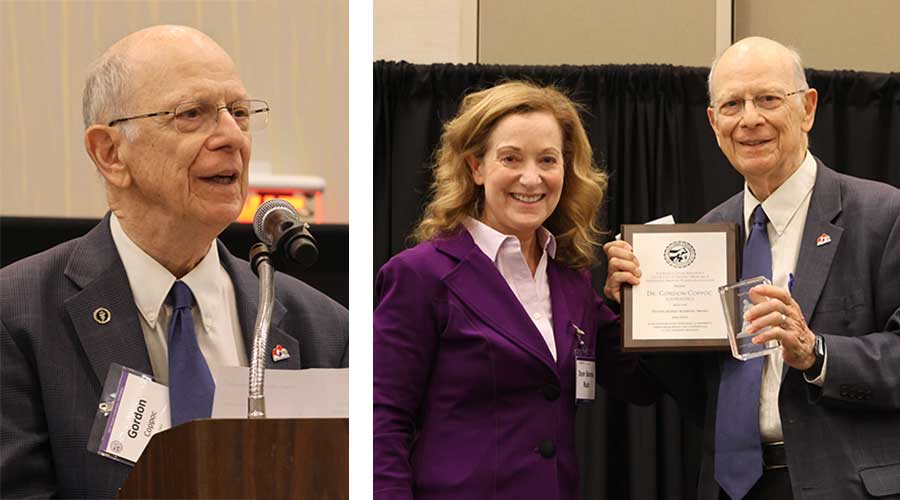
[576,357,596,403]
[572,323,595,404]
[88,364,171,465]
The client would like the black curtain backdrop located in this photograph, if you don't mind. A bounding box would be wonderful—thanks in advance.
[373,61,900,500]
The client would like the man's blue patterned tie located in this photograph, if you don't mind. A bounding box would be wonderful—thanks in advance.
[715,205,771,499]
[167,280,215,426]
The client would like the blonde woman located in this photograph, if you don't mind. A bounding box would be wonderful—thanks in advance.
[374,81,656,500]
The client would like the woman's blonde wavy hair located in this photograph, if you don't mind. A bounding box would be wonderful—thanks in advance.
[412,80,608,269]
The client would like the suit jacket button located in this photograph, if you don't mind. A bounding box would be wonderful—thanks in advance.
[542,384,561,401]
[538,440,556,458]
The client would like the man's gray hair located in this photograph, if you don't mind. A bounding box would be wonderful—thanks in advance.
[707,44,808,105]
[82,51,133,133]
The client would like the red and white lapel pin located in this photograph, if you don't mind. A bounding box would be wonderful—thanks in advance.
[272,344,291,362]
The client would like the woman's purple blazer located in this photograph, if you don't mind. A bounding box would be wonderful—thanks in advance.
[374,229,656,500]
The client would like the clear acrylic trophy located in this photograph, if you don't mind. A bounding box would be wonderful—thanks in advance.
[718,276,783,361]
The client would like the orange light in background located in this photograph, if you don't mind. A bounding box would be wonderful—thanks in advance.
[237,190,317,224]
[238,194,263,223]
[314,191,323,222]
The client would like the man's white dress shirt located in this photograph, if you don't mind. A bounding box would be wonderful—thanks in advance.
[110,213,248,384]
[742,151,826,442]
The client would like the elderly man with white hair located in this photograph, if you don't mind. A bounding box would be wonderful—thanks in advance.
[604,37,900,500]
[0,25,347,499]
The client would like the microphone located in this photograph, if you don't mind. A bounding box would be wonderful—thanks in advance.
[252,199,318,268]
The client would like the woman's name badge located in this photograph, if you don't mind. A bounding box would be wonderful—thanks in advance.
[87,364,171,465]
[572,323,595,404]
[576,357,596,404]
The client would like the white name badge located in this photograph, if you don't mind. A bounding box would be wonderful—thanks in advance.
[575,358,596,403]
[88,364,171,465]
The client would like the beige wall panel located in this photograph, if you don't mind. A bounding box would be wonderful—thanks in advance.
[479,0,716,66]
[734,0,900,72]
[374,0,477,63]
[1,0,348,223]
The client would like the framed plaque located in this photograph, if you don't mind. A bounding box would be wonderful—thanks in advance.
[621,223,739,351]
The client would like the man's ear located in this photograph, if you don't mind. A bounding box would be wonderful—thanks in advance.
[466,154,484,185]
[85,125,131,188]
[801,88,819,133]
[706,107,723,148]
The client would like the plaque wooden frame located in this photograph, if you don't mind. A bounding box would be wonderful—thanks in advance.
[621,223,739,352]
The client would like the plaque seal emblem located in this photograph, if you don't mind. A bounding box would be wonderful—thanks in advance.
[664,241,696,268]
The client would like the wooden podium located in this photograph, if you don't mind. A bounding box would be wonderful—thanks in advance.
[117,418,348,499]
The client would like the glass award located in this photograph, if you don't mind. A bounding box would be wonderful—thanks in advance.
[718,276,783,361]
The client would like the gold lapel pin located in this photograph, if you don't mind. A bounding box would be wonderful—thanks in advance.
[93,307,111,324]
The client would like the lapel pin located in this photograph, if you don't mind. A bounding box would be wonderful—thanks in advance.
[272,344,290,362]
[93,307,111,324]
[816,233,832,247]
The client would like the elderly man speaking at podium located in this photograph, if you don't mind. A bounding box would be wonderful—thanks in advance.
[0,25,347,499]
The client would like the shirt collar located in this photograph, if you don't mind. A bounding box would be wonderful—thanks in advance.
[110,213,224,330]
[743,150,817,236]
[462,217,557,261]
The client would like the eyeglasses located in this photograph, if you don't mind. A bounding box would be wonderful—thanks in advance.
[107,99,270,133]
[712,89,807,118]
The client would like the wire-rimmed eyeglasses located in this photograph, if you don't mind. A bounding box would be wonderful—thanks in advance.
[712,89,807,118]
[107,99,270,133]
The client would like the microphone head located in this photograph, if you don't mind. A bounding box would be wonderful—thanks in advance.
[253,199,300,245]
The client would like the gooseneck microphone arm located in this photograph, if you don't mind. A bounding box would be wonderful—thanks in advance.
[248,243,274,418]
[246,199,320,418]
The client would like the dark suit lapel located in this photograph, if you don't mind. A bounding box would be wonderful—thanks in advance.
[791,161,843,325]
[437,231,558,374]
[63,215,153,385]
[547,260,575,368]
[218,243,301,370]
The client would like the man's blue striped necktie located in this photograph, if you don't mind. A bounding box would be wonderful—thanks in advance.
[715,205,771,499]
[167,280,216,426]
